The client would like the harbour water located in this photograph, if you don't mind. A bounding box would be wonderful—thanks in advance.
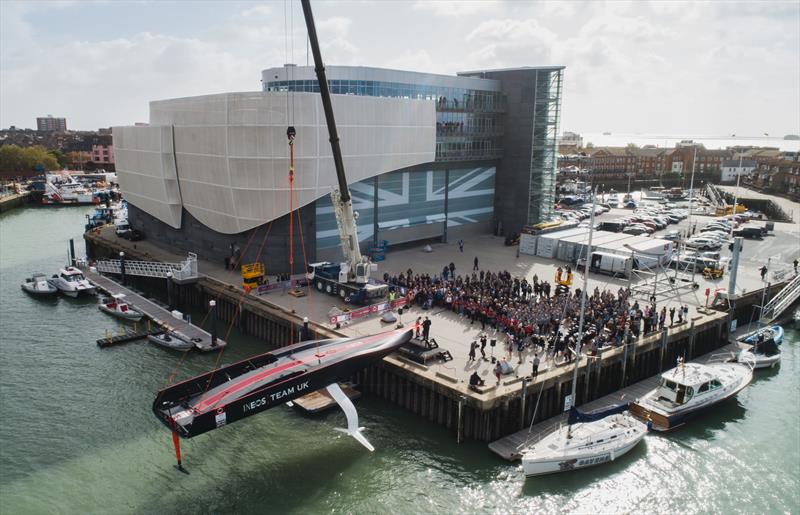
[1,207,798,514]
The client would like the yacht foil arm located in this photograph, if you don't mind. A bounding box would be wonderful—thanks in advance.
[326,383,375,452]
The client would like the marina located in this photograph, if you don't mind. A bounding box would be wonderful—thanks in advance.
[1,0,799,510]
[1,203,797,513]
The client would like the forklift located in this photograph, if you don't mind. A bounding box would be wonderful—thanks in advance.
[702,260,725,280]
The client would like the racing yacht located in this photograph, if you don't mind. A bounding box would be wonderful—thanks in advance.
[153,328,412,451]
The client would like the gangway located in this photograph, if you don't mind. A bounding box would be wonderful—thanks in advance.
[94,252,198,283]
[761,274,800,322]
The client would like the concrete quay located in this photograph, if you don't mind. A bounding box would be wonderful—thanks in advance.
[83,218,789,442]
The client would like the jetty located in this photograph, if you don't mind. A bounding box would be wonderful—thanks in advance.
[81,265,226,351]
[292,383,361,414]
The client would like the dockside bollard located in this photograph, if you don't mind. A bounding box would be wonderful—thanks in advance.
[119,251,126,286]
[166,272,174,310]
[209,300,217,347]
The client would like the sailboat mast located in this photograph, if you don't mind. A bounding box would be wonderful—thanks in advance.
[569,187,598,406]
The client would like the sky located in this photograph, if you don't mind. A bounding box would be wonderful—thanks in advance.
[1,0,799,136]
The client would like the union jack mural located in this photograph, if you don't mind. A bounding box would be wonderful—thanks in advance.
[316,167,495,249]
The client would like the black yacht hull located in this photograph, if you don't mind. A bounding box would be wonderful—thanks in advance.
[153,328,412,438]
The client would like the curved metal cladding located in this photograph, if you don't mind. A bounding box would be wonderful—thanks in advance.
[114,92,435,234]
[113,125,182,228]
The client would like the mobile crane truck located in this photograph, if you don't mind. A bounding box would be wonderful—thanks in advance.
[302,0,387,304]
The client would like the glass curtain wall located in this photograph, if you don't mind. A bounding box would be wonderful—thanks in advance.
[264,79,505,162]
[528,69,562,224]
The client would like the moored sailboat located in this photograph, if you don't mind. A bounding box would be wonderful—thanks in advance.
[521,189,647,477]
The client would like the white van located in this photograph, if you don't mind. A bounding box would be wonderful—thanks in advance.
[578,251,634,278]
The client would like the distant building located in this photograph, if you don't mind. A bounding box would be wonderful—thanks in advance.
[559,131,583,148]
[720,159,757,183]
[36,115,67,132]
[89,135,114,167]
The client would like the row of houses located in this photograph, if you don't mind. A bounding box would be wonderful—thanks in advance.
[0,127,115,170]
[559,142,799,184]
[747,159,800,200]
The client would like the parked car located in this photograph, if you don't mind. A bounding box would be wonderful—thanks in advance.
[664,229,681,241]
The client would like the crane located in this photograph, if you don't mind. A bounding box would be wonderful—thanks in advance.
[300,0,387,304]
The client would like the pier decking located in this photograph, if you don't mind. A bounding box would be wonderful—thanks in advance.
[82,266,226,351]
[488,341,741,461]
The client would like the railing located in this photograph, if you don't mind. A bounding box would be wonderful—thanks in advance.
[761,274,800,321]
[94,252,198,281]
[435,148,503,162]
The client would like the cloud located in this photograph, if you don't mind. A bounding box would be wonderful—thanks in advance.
[412,0,500,18]
[465,18,557,68]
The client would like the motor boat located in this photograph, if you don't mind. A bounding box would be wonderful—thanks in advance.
[736,345,780,369]
[21,273,58,296]
[41,173,99,205]
[629,359,753,431]
[49,267,96,297]
[521,405,647,477]
[98,294,143,321]
[737,325,782,369]
[148,331,196,351]
[153,328,412,450]
[742,325,784,346]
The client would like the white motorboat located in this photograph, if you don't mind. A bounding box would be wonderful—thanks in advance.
[736,346,780,369]
[522,408,647,476]
[521,189,647,477]
[49,267,96,297]
[41,173,99,205]
[98,294,143,321]
[21,273,58,296]
[630,359,753,431]
[147,331,196,351]
[737,327,782,369]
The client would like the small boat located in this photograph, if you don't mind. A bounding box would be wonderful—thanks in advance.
[98,294,143,321]
[737,325,782,369]
[742,325,784,346]
[521,405,647,477]
[148,331,196,351]
[21,273,58,296]
[629,359,753,431]
[49,267,96,297]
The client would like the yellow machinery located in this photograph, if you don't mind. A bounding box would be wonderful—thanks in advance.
[714,204,747,217]
[702,262,725,280]
[241,262,266,291]
[555,267,574,287]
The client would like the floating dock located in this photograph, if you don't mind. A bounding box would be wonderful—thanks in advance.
[97,328,164,348]
[292,383,361,414]
[81,266,226,352]
[488,341,741,461]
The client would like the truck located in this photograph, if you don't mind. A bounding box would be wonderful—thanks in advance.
[302,1,388,305]
[577,251,635,278]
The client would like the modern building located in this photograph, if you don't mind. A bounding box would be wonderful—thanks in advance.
[720,159,756,183]
[114,64,564,272]
[36,115,67,132]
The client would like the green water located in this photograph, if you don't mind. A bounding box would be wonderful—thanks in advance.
[1,207,798,514]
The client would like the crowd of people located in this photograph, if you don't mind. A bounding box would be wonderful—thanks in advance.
[385,263,692,382]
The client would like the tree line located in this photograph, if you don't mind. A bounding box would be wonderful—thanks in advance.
[0,144,69,174]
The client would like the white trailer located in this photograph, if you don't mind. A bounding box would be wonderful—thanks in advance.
[579,251,634,278]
